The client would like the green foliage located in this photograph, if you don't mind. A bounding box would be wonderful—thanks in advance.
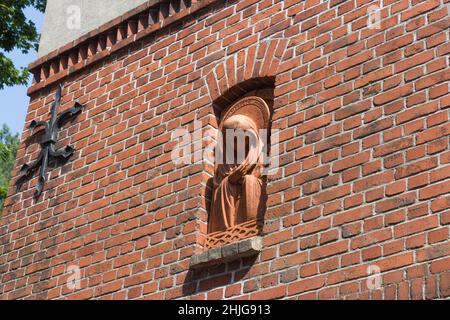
[0,0,47,89]
[0,124,19,214]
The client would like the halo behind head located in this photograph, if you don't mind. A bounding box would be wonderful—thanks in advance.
[220,96,270,131]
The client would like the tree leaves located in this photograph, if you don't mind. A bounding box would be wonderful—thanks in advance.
[0,53,30,89]
[0,0,47,208]
[0,0,47,89]
[0,124,19,214]
[0,144,9,161]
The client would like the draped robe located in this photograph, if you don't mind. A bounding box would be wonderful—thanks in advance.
[208,115,265,233]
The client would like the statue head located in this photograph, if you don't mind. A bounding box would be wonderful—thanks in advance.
[217,97,271,166]
[221,115,258,164]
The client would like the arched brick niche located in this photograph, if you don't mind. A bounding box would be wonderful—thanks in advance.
[189,38,288,262]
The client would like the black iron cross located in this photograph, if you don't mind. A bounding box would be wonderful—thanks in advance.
[16,83,84,198]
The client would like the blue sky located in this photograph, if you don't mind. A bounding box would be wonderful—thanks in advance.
[0,7,44,136]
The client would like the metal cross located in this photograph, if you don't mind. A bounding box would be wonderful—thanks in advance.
[16,83,84,198]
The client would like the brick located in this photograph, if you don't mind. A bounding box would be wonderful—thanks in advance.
[373,84,413,106]
[310,240,349,261]
[332,152,370,172]
[332,206,373,226]
[374,137,414,157]
[355,67,392,89]
[287,276,325,295]
[401,0,441,21]
[394,215,439,238]
[394,51,434,73]
[298,114,333,134]
[428,227,449,244]
[250,286,286,300]
[353,118,393,139]
[375,193,416,213]
[419,181,450,200]
[396,102,439,124]
[351,229,392,249]
[376,34,414,56]
[430,257,450,274]
[417,242,450,262]
[416,123,450,145]
[353,171,394,192]
[416,69,450,90]
[394,157,438,179]
[431,197,450,212]
[336,51,372,72]
[335,101,371,120]
[312,185,351,205]
[377,252,415,271]
[326,264,366,285]
[315,133,351,153]
[294,207,325,226]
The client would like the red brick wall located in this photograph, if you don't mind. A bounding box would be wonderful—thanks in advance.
[1,0,449,299]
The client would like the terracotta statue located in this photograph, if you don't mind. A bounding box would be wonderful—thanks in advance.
[208,96,270,233]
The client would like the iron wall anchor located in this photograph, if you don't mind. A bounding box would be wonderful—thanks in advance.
[16,83,84,198]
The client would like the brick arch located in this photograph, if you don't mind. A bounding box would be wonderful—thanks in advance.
[205,38,288,106]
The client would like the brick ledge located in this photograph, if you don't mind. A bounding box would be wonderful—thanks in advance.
[190,236,263,268]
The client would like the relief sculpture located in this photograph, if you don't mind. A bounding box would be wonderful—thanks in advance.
[206,96,271,248]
